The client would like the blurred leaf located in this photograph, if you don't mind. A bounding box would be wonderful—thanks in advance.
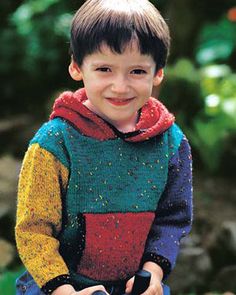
[54,13,73,38]
[204,94,221,116]
[189,115,232,172]
[222,98,236,123]
[10,0,60,35]
[201,65,231,79]
[219,73,236,98]
[161,59,203,127]
[11,0,60,22]
[197,40,234,65]
[196,18,236,65]
[200,65,231,97]
[165,59,236,174]
[200,65,236,102]
[166,58,199,82]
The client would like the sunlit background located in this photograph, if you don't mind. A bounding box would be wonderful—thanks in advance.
[0,0,236,294]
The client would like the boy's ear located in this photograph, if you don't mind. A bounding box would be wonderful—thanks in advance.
[69,60,83,81]
[153,69,164,86]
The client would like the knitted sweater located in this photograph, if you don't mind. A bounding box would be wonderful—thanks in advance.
[15,88,193,294]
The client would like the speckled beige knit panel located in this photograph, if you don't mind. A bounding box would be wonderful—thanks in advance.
[15,143,69,287]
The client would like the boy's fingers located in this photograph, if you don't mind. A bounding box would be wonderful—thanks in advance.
[78,285,109,295]
[92,285,108,294]
[141,284,163,295]
[125,276,135,293]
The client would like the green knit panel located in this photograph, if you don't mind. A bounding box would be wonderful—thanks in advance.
[167,123,184,157]
[66,132,169,215]
[30,118,184,216]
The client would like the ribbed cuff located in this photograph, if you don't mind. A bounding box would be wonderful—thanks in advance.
[140,253,171,280]
[41,274,75,294]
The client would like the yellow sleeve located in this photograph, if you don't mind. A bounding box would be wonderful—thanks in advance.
[15,143,69,287]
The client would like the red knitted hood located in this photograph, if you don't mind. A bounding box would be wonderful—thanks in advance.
[50,88,175,142]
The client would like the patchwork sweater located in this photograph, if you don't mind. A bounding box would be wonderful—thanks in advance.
[15,88,193,294]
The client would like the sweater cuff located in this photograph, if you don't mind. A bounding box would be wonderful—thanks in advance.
[41,274,75,294]
[140,253,171,280]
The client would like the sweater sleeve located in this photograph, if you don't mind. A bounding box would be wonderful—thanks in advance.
[15,143,74,293]
[141,136,193,279]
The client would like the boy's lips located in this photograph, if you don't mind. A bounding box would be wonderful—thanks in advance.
[106,97,135,106]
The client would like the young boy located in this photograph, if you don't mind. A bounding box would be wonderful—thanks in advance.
[15,0,193,294]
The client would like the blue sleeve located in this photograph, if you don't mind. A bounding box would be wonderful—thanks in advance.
[141,136,193,279]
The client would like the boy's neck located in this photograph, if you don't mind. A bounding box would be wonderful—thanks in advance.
[110,114,138,133]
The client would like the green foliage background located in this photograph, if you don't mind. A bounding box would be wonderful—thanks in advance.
[1,0,236,293]
[1,0,235,175]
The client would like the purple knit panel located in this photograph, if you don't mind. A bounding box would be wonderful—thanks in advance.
[142,136,193,278]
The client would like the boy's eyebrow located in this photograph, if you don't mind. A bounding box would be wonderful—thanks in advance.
[129,63,153,69]
[90,61,154,68]
[90,62,112,67]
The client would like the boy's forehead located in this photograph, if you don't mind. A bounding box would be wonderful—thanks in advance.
[83,42,155,67]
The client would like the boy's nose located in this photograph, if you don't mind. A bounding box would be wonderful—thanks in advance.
[111,75,130,94]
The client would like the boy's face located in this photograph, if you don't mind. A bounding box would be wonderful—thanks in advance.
[69,42,163,132]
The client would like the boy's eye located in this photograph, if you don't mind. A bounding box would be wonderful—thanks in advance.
[96,67,111,72]
[131,69,147,75]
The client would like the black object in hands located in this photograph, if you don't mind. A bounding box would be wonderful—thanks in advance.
[92,291,108,295]
[92,269,151,295]
[131,270,151,295]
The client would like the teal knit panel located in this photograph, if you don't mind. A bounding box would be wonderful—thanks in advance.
[30,118,183,215]
[30,119,70,169]
[65,129,169,215]
[167,123,184,157]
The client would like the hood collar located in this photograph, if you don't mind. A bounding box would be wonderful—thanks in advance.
[50,88,175,142]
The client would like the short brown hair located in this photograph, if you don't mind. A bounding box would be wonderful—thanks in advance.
[70,0,170,71]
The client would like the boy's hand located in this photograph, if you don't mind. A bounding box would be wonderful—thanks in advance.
[125,262,164,295]
[77,285,108,295]
[125,276,135,294]
[52,284,108,295]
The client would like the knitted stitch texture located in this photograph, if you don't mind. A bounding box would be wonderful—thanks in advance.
[16,144,69,286]
[15,90,193,294]
[50,88,175,142]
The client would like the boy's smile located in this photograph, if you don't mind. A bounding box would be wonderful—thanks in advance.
[69,42,163,132]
